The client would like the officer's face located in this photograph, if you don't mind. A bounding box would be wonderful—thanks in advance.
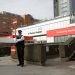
[18,32,22,35]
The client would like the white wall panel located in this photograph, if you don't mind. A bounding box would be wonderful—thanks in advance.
[16,16,71,37]
[47,37,54,43]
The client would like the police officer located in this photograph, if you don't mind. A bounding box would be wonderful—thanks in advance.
[15,30,25,67]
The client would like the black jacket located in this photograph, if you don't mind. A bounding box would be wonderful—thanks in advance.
[16,35,25,47]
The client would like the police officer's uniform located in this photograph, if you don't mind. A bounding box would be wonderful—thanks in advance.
[15,30,25,67]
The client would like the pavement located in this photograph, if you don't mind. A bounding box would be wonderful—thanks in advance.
[0,56,75,75]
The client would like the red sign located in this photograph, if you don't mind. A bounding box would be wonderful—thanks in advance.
[47,26,75,37]
[24,36,33,40]
[12,18,17,24]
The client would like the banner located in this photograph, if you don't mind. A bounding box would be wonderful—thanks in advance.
[47,26,75,37]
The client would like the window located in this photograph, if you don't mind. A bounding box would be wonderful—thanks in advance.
[54,35,71,43]
[0,26,6,28]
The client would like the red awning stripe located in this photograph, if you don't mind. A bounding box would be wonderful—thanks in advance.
[47,26,75,37]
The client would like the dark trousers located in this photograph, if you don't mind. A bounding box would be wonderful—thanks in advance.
[16,46,24,65]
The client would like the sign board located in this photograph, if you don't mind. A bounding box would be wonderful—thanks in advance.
[47,26,75,37]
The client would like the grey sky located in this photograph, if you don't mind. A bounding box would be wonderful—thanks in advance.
[0,0,54,19]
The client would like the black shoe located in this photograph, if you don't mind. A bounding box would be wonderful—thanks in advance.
[21,64,24,67]
[17,64,21,66]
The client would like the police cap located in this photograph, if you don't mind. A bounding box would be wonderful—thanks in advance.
[18,30,22,33]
